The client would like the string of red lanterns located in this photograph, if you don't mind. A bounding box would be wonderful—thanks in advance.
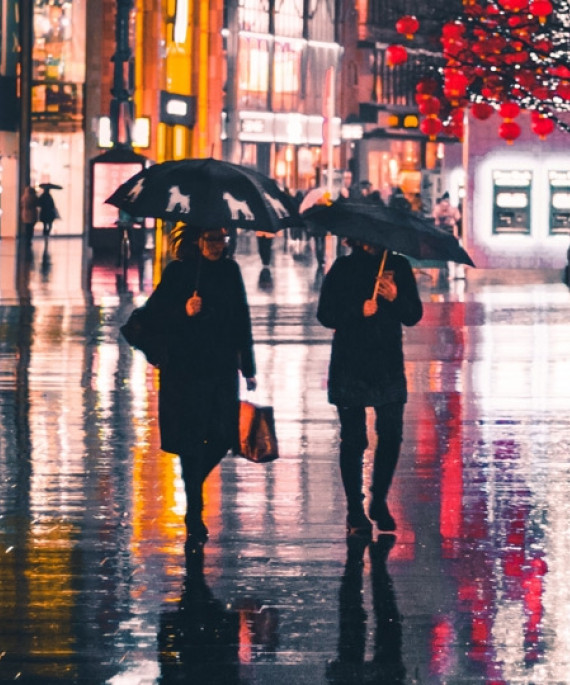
[389,0,568,143]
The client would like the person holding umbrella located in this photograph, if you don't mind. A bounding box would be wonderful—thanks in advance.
[140,224,257,548]
[37,183,60,238]
[317,239,423,538]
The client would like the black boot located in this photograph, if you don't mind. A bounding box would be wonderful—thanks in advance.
[369,497,396,532]
[346,495,373,538]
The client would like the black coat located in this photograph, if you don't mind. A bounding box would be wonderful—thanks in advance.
[317,249,423,407]
[143,255,255,454]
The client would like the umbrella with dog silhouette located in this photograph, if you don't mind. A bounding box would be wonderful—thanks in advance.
[105,158,302,233]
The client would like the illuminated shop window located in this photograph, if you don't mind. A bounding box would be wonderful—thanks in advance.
[238,36,269,110]
[273,40,301,112]
[238,0,270,33]
[549,171,570,235]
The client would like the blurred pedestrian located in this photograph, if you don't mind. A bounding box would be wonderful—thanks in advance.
[564,243,570,287]
[432,191,461,236]
[433,192,462,282]
[388,187,411,213]
[256,230,274,267]
[37,186,59,238]
[20,186,38,249]
[317,239,423,537]
[142,224,257,547]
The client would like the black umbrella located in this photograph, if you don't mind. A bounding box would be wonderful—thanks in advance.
[39,182,63,190]
[105,158,302,233]
[302,199,475,267]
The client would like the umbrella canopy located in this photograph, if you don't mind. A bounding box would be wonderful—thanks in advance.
[39,183,63,190]
[302,199,475,266]
[105,158,302,233]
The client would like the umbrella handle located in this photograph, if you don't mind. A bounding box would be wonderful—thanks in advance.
[372,250,388,299]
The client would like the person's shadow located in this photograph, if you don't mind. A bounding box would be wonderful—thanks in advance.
[326,535,405,684]
[157,547,243,684]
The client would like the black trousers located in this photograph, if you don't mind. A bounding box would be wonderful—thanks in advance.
[337,403,404,510]
[179,437,229,525]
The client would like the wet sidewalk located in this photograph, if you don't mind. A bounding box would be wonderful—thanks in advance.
[1,233,570,684]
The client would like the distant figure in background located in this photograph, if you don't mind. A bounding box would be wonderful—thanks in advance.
[37,187,59,238]
[432,191,461,236]
[433,192,462,282]
[564,243,570,287]
[388,187,411,213]
[20,186,38,249]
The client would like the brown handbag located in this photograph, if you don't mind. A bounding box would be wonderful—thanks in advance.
[236,400,279,463]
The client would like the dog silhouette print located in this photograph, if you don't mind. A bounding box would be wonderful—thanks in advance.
[166,186,191,213]
[223,192,255,220]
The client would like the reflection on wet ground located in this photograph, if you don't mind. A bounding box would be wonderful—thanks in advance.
[1,233,570,683]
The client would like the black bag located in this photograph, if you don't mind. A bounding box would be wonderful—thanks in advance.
[236,400,279,463]
[120,306,165,366]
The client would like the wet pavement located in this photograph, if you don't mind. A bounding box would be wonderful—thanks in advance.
[1,232,570,684]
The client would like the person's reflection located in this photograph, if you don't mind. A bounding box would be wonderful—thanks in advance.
[158,548,242,683]
[327,535,405,684]
[41,241,52,281]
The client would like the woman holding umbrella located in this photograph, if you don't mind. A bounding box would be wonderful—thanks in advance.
[141,224,257,547]
[317,240,423,538]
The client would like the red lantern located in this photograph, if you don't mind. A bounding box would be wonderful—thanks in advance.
[498,120,521,144]
[531,115,555,139]
[498,0,528,10]
[396,15,419,39]
[416,77,439,97]
[418,96,441,117]
[443,69,469,100]
[471,102,495,120]
[515,70,537,89]
[529,0,553,23]
[499,102,521,120]
[420,117,443,140]
[442,21,466,39]
[385,44,408,67]
[555,82,570,101]
[532,86,551,100]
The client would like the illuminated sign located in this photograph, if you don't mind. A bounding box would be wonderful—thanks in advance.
[159,91,196,127]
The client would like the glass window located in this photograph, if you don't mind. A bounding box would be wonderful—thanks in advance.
[237,35,269,110]
[238,0,270,33]
[274,0,303,38]
[273,40,301,111]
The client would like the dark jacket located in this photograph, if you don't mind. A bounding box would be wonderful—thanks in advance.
[317,248,422,407]
[143,256,255,454]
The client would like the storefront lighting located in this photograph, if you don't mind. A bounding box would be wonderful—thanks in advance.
[341,123,364,140]
[98,116,150,148]
[174,0,188,44]
[403,115,419,128]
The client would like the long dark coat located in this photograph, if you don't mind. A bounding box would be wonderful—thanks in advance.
[317,248,423,407]
[143,255,255,455]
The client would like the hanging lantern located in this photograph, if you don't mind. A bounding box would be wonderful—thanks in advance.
[396,15,419,39]
[531,115,555,139]
[416,77,439,97]
[442,21,466,39]
[418,96,441,117]
[498,0,528,10]
[471,102,495,120]
[499,102,521,120]
[498,120,521,144]
[443,69,469,101]
[385,44,408,67]
[554,82,570,101]
[532,86,551,100]
[420,117,443,140]
[529,0,553,23]
[515,70,537,90]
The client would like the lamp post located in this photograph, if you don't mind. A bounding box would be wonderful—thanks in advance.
[110,0,135,148]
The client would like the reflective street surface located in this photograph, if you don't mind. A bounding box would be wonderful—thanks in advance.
[1,232,570,684]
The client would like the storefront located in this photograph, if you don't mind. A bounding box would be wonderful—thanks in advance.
[237,111,341,191]
[30,0,86,236]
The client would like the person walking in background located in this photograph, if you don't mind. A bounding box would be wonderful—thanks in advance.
[433,192,462,282]
[388,187,411,213]
[432,191,461,236]
[37,186,59,238]
[140,224,257,548]
[317,239,423,538]
[20,186,38,250]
